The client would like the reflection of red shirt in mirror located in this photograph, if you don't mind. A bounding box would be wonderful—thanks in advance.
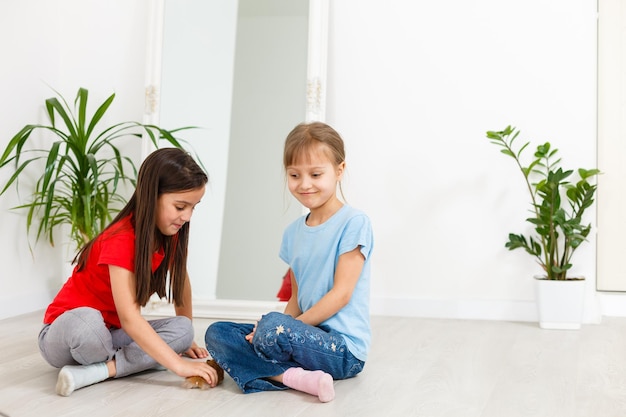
[43,215,165,329]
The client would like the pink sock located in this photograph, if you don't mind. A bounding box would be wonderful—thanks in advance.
[282,367,335,402]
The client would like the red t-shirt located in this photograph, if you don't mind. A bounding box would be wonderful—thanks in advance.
[43,216,165,329]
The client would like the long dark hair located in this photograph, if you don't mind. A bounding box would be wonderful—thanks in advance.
[74,147,208,307]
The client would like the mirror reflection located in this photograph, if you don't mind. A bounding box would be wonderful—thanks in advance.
[159,0,309,301]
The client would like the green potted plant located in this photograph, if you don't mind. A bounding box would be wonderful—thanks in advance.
[486,125,600,329]
[0,87,195,250]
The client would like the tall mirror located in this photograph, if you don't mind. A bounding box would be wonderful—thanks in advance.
[144,0,328,315]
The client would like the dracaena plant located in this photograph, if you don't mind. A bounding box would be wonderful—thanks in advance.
[486,126,600,280]
[0,87,195,249]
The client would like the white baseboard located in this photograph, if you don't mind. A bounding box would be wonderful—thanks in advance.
[375,294,612,324]
[369,296,539,322]
[141,294,622,324]
[11,292,624,324]
[143,296,540,322]
[142,298,287,321]
[598,291,626,317]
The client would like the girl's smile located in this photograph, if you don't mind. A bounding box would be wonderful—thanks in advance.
[286,145,344,225]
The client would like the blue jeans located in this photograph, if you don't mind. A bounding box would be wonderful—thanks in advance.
[204,311,365,393]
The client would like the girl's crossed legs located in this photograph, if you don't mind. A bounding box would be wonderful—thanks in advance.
[38,307,193,395]
[205,311,364,402]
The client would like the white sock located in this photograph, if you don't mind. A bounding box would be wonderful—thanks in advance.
[56,362,109,396]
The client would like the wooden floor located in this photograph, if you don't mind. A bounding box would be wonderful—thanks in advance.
[2,311,626,417]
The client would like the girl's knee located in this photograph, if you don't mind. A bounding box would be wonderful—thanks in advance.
[152,316,194,352]
[59,307,104,327]
[256,312,290,333]
[56,308,110,345]
[262,311,284,320]
[172,315,193,332]
[41,308,113,366]
[171,316,194,346]
[205,321,233,344]
[205,321,255,351]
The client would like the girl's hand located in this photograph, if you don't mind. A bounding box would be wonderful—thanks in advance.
[184,341,209,359]
[245,321,258,343]
[175,359,219,387]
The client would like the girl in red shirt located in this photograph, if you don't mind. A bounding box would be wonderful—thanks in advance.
[38,147,220,396]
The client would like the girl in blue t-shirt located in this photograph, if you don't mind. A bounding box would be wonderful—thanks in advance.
[205,121,374,402]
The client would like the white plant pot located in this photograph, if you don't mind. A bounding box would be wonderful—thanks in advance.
[534,276,585,330]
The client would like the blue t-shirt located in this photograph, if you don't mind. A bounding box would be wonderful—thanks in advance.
[279,204,374,361]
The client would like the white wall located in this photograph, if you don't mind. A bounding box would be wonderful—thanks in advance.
[327,0,600,321]
[0,0,609,323]
[0,0,151,320]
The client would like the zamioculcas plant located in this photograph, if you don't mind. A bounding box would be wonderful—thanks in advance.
[486,125,600,280]
[0,87,196,249]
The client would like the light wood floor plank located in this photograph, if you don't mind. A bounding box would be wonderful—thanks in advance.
[2,311,626,416]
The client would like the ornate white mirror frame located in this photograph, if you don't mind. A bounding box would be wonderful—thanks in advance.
[143,0,328,129]
[305,0,329,123]
[141,0,329,320]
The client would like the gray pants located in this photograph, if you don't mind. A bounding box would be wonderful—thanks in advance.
[38,307,194,378]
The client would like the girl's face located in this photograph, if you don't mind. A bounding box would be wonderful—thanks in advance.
[155,186,206,236]
[286,145,344,212]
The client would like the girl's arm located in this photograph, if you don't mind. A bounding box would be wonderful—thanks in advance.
[296,246,365,326]
[174,273,208,359]
[109,265,218,386]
